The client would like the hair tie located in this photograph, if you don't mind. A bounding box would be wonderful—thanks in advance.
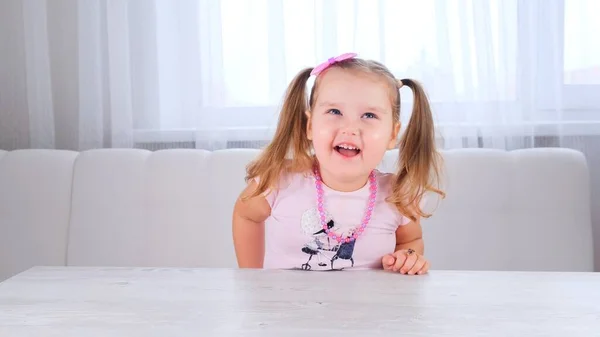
[397,79,405,89]
[311,52,357,76]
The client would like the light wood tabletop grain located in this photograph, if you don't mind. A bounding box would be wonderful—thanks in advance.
[0,266,599,336]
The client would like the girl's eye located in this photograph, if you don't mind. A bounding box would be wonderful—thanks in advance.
[363,112,377,119]
[327,108,341,115]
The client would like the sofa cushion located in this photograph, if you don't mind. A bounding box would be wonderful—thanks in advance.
[66,149,215,268]
[420,148,593,271]
[0,149,78,280]
[205,149,261,267]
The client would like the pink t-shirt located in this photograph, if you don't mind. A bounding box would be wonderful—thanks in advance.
[262,170,410,271]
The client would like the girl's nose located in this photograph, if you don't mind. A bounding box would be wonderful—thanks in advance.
[341,127,359,136]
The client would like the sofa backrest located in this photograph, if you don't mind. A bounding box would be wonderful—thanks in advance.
[0,148,594,281]
[404,148,593,271]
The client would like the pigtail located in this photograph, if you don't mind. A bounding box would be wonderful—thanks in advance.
[244,67,315,199]
[389,79,445,222]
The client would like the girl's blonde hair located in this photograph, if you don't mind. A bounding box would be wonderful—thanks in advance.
[245,58,444,222]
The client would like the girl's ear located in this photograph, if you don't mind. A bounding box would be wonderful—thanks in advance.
[388,122,401,149]
[305,110,313,140]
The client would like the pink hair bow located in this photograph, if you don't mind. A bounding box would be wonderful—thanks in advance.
[310,52,358,76]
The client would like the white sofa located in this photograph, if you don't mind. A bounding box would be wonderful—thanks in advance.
[0,148,594,281]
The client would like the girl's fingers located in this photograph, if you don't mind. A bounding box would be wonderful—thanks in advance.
[399,254,418,274]
[392,251,408,272]
[408,257,426,275]
[417,260,430,275]
[394,251,417,273]
[382,254,396,270]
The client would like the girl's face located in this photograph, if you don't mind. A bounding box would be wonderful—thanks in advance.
[306,68,400,191]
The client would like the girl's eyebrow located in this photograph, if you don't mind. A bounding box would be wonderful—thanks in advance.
[317,101,340,108]
[318,101,388,113]
[366,106,389,114]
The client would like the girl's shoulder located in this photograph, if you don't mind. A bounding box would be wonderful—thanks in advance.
[374,170,396,195]
[260,168,314,207]
[375,171,416,226]
[250,159,311,189]
[276,168,315,190]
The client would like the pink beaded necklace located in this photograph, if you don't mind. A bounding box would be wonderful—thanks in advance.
[313,165,378,244]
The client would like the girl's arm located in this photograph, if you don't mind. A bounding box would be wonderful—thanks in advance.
[394,219,424,255]
[395,199,427,254]
[383,202,429,274]
[232,181,271,268]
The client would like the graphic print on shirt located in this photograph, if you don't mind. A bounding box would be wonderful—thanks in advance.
[299,207,356,271]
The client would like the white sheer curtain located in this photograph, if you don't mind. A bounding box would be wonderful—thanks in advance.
[1,0,598,151]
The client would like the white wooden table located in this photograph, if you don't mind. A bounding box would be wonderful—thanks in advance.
[0,267,599,336]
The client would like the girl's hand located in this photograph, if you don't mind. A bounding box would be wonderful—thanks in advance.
[381,249,429,275]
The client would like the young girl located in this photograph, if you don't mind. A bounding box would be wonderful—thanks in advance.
[232,53,444,274]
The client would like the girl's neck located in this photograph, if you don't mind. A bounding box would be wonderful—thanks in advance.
[317,167,371,192]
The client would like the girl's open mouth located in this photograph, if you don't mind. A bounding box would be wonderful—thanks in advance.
[334,144,361,158]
